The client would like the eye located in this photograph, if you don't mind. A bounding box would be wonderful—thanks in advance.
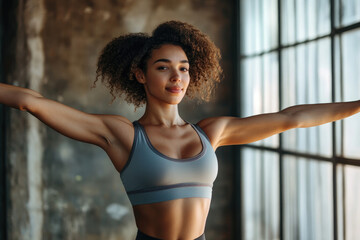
[157,66,168,70]
[180,67,189,72]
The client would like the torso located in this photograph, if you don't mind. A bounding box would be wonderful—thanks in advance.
[103,118,215,239]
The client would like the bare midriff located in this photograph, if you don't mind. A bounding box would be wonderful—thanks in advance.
[133,198,211,240]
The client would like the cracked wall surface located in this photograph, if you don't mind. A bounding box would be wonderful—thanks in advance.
[5,0,235,239]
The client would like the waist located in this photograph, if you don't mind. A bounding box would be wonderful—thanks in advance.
[134,198,210,239]
[136,230,206,240]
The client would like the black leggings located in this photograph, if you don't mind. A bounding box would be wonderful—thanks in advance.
[135,230,206,240]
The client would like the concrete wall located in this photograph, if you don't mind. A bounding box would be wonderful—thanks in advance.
[3,0,236,239]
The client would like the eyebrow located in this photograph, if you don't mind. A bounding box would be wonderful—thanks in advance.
[153,58,189,64]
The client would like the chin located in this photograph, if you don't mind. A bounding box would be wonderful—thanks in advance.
[167,100,182,105]
[163,95,185,105]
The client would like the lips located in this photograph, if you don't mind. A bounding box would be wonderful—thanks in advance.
[166,86,183,93]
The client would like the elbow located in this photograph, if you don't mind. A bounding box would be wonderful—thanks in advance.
[18,99,31,112]
[20,94,44,112]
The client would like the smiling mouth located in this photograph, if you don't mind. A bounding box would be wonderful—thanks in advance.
[166,87,183,93]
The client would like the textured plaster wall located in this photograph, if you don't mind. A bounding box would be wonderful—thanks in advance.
[5,0,235,239]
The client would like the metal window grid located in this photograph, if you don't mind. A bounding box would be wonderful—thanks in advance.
[235,0,360,239]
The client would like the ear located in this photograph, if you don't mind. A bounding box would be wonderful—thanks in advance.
[134,68,146,84]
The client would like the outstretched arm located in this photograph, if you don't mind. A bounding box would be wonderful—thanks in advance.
[198,100,360,149]
[0,83,132,149]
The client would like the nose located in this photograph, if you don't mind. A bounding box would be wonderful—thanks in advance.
[170,70,181,82]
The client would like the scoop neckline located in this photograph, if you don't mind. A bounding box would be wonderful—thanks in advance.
[135,121,206,162]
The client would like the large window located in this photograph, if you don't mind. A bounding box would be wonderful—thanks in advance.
[238,0,360,239]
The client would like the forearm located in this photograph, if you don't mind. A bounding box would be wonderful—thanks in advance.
[281,100,360,128]
[0,83,43,111]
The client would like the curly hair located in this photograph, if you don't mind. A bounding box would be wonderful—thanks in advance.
[95,21,223,107]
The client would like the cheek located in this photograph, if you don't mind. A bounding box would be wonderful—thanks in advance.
[184,76,190,88]
[145,73,163,86]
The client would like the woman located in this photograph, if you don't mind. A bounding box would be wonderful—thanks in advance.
[1,21,360,240]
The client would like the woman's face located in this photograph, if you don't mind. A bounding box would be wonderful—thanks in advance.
[137,44,190,105]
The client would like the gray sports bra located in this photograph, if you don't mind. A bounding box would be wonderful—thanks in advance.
[120,121,218,206]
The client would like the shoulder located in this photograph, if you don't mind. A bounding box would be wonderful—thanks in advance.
[95,114,135,147]
[196,116,236,149]
[197,116,235,130]
[100,114,133,128]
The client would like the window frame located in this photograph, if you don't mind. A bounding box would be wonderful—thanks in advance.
[236,0,360,239]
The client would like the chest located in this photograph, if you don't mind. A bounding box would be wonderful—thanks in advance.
[143,124,204,160]
[121,123,218,190]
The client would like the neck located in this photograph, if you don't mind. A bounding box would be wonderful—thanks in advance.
[139,103,185,127]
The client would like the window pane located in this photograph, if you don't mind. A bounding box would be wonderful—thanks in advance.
[335,29,360,159]
[318,0,331,36]
[281,0,330,45]
[295,0,306,43]
[241,53,279,147]
[240,0,259,55]
[337,165,360,239]
[283,156,333,240]
[242,57,262,117]
[242,148,279,240]
[281,0,296,44]
[281,38,332,156]
[262,0,278,51]
[241,0,278,55]
[337,0,360,27]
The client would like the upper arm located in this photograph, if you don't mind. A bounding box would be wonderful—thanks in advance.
[24,95,132,148]
[198,112,299,149]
